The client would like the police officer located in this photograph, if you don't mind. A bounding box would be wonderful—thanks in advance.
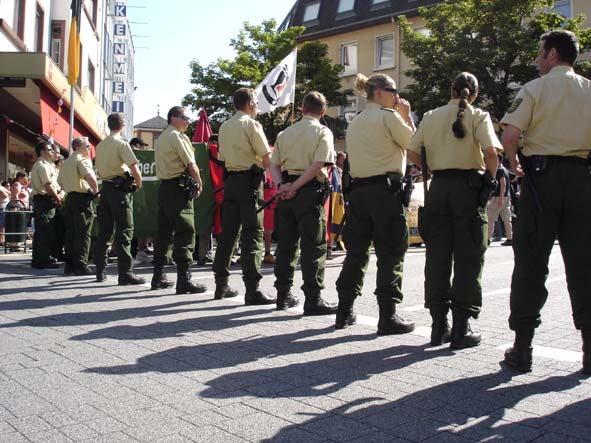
[270,91,337,315]
[335,73,416,335]
[213,87,275,305]
[30,141,62,269]
[500,30,591,374]
[408,72,500,349]
[151,106,207,294]
[94,113,144,285]
[58,137,99,275]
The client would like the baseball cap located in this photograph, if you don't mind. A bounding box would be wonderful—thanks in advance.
[130,137,149,147]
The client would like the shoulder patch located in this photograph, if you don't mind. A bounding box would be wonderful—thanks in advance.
[507,98,523,114]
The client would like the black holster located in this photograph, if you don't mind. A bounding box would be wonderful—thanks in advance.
[401,175,414,208]
[178,172,200,200]
[113,171,137,193]
[249,164,265,190]
[385,172,402,194]
[468,170,496,208]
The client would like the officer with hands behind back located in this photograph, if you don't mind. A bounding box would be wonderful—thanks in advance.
[58,137,99,276]
[270,91,338,315]
[30,141,63,269]
[212,87,275,305]
[150,106,207,295]
[94,112,144,285]
[407,72,501,350]
[500,30,591,374]
[335,73,416,335]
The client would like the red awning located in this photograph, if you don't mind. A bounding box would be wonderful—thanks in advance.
[39,87,98,157]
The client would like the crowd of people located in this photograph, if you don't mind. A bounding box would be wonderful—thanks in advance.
[5,30,590,375]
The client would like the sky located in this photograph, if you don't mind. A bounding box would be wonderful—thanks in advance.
[129,0,294,125]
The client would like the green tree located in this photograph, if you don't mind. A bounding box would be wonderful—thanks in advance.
[183,20,352,142]
[399,0,591,120]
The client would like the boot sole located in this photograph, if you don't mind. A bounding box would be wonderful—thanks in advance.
[119,281,146,286]
[450,338,481,350]
[151,283,174,290]
[303,309,338,316]
[245,300,276,306]
[377,326,415,336]
[503,358,532,373]
[430,331,451,346]
[176,288,207,294]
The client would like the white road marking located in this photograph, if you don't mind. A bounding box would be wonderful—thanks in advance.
[497,343,582,362]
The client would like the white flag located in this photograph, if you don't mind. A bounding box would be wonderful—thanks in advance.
[255,49,297,114]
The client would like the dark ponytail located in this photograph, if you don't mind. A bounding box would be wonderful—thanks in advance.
[451,72,478,139]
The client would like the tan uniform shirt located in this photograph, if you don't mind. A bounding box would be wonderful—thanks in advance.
[271,116,335,182]
[155,125,196,180]
[218,111,271,171]
[58,152,95,193]
[501,66,591,158]
[346,103,414,178]
[31,158,59,196]
[409,99,502,171]
[95,134,138,180]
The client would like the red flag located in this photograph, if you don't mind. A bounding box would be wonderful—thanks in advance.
[192,106,213,143]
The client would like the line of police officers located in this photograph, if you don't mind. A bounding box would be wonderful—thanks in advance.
[29,30,589,375]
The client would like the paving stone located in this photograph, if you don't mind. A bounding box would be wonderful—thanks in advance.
[59,423,100,440]
[301,414,379,442]
[0,421,16,434]
[179,424,246,443]
[216,412,293,441]
[23,428,73,443]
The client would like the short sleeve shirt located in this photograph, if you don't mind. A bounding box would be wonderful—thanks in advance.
[94,134,138,180]
[501,66,591,158]
[493,165,510,197]
[409,100,502,171]
[271,116,335,182]
[58,152,95,193]
[218,111,271,171]
[155,126,196,180]
[346,103,414,178]
[31,158,59,196]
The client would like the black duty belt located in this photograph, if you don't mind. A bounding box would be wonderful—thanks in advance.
[283,174,317,188]
[350,174,387,189]
[68,192,91,196]
[160,176,181,184]
[33,194,52,200]
[226,169,252,176]
[432,169,474,178]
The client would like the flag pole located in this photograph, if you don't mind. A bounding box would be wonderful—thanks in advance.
[68,87,75,154]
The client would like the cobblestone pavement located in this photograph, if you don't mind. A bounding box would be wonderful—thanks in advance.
[0,243,589,442]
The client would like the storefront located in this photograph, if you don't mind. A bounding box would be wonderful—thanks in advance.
[0,52,108,180]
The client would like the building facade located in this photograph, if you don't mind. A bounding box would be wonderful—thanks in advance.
[0,0,135,180]
[284,0,590,124]
[133,114,168,149]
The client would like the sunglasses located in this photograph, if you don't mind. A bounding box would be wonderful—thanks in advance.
[383,87,398,95]
[178,115,190,121]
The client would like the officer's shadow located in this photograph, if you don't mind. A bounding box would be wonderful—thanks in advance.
[265,368,586,442]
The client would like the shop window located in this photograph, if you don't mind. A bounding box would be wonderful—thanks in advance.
[376,34,394,70]
[303,1,320,22]
[340,42,358,76]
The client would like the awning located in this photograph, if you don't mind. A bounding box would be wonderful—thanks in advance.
[39,86,98,157]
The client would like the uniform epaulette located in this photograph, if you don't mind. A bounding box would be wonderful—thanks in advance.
[380,107,396,113]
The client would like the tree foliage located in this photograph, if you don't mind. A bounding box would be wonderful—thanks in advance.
[399,0,591,120]
[182,20,352,142]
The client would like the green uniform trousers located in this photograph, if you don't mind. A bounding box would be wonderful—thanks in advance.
[421,173,488,318]
[63,193,94,267]
[274,185,326,296]
[510,156,591,331]
[213,174,263,290]
[336,183,408,303]
[153,179,195,268]
[94,181,134,273]
[31,195,57,267]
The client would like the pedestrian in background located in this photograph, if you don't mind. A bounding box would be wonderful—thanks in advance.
[487,154,513,246]
[501,30,591,374]
[335,73,416,335]
[408,72,500,349]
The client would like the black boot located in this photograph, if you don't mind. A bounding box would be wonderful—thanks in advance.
[64,261,75,275]
[118,272,146,286]
[276,288,299,310]
[335,298,356,330]
[582,330,591,375]
[450,310,481,350]
[74,264,94,276]
[430,311,451,346]
[96,265,107,282]
[176,267,207,294]
[214,284,239,300]
[503,329,534,372]
[151,267,174,290]
[244,289,276,306]
[377,301,415,335]
[303,293,337,316]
